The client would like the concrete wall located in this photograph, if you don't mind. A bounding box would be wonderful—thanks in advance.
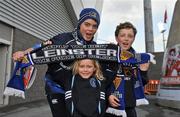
[8,29,47,105]
[0,0,76,107]
[148,52,164,80]
[166,0,180,48]
[0,0,75,40]
[156,0,180,109]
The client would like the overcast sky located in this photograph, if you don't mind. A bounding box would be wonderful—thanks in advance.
[84,0,177,52]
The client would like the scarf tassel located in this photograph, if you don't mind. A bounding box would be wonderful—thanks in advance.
[4,87,25,99]
[136,98,149,106]
[106,107,127,117]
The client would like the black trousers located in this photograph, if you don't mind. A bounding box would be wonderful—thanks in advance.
[47,93,67,117]
[105,107,137,117]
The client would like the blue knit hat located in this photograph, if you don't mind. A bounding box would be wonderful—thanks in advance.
[78,8,100,29]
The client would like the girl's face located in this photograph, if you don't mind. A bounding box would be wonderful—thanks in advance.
[116,28,135,51]
[79,19,98,41]
[78,59,96,79]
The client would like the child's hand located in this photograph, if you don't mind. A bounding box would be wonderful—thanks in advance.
[108,95,120,107]
[140,62,150,71]
[13,51,25,61]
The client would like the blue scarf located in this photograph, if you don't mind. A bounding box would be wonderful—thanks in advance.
[106,48,150,117]
[3,58,37,99]
[4,44,155,99]
[106,70,149,117]
[4,62,25,98]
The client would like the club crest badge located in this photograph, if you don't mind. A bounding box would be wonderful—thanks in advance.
[113,76,122,90]
[123,67,133,77]
[90,77,97,88]
[90,11,97,18]
[23,66,37,89]
[120,50,134,60]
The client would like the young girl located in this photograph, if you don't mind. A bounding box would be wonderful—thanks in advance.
[63,59,115,117]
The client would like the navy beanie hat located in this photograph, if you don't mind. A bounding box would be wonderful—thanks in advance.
[77,8,100,29]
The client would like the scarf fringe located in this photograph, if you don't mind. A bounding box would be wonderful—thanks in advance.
[136,98,149,106]
[3,87,25,99]
[106,107,127,117]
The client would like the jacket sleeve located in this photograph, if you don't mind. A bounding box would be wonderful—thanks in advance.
[100,61,117,86]
[100,61,117,101]
[140,70,149,86]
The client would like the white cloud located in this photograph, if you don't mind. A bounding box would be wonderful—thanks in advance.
[152,0,177,15]
[101,0,143,24]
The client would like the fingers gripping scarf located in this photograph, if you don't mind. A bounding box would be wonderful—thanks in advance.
[4,44,155,99]
[106,70,149,117]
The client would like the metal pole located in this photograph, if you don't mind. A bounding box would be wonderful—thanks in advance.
[143,0,155,52]
[162,32,166,51]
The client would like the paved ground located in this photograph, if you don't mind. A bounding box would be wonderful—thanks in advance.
[137,95,180,117]
[0,95,180,117]
[0,100,52,117]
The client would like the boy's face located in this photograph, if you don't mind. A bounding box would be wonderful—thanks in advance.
[79,19,98,42]
[116,28,135,50]
[78,59,96,79]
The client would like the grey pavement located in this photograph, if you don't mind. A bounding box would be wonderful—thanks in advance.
[0,100,52,117]
[0,96,180,117]
[137,95,180,117]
